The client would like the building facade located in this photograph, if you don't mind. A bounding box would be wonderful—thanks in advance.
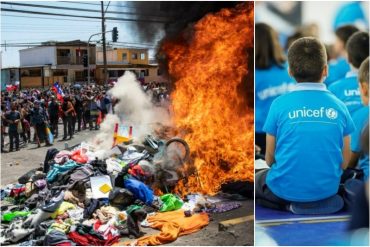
[95,47,168,84]
[19,40,96,88]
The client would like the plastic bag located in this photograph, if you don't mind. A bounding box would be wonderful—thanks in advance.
[160,194,183,212]
[17,121,23,134]
[45,126,53,144]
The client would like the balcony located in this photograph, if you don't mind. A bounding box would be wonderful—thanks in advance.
[57,56,72,65]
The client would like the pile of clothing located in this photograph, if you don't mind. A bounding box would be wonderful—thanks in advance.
[0,142,241,246]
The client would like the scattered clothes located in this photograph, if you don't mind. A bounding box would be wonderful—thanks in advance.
[124,177,154,206]
[67,207,84,221]
[49,221,72,233]
[70,149,89,164]
[0,219,34,245]
[18,168,44,184]
[44,230,74,246]
[43,148,59,173]
[22,209,53,229]
[205,201,242,213]
[95,206,118,224]
[68,224,120,246]
[108,188,134,209]
[51,201,76,219]
[121,147,149,165]
[54,151,71,164]
[83,199,101,219]
[46,161,80,183]
[2,211,31,222]
[160,194,183,212]
[117,210,209,246]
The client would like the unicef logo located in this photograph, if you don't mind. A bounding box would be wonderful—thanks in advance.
[326,108,338,120]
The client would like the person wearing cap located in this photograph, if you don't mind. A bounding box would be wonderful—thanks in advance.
[30,100,52,147]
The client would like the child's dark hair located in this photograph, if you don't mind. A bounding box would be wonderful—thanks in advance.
[358,57,369,84]
[287,37,327,82]
[346,31,369,68]
[335,25,359,45]
[255,23,286,69]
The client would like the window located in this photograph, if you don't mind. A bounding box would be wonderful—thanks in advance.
[157,69,162,76]
[131,53,138,59]
[57,49,70,56]
[122,53,127,61]
[53,69,68,76]
[140,53,146,60]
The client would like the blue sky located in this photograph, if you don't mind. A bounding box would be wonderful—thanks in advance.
[1,1,165,68]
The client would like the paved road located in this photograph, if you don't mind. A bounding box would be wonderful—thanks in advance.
[1,123,254,245]
[1,123,97,186]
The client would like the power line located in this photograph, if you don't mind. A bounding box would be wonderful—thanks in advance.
[1,2,171,19]
[1,8,170,23]
[1,14,102,23]
[59,1,159,12]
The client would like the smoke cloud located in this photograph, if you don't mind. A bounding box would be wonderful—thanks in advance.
[90,71,171,152]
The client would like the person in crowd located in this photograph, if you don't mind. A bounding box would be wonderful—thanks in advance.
[329,31,369,116]
[325,25,359,86]
[61,95,75,140]
[256,37,355,214]
[348,57,369,180]
[74,89,83,132]
[19,103,30,144]
[48,96,60,138]
[86,91,99,130]
[255,23,295,154]
[1,104,7,153]
[31,100,52,148]
[5,102,21,152]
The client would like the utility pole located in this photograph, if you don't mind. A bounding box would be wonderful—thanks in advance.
[101,1,108,85]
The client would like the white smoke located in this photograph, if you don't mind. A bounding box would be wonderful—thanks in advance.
[90,71,171,152]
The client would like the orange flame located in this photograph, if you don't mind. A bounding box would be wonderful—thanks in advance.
[162,3,254,195]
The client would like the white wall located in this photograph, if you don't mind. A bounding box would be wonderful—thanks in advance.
[303,1,369,43]
[19,46,56,66]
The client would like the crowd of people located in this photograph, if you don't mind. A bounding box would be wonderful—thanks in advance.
[255,18,369,230]
[1,80,170,153]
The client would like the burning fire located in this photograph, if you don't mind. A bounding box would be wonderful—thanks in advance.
[161,3,254,195]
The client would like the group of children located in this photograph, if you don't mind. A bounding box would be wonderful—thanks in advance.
[255,23,369,215]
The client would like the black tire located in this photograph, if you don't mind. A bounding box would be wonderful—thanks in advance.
[164,138,190,163]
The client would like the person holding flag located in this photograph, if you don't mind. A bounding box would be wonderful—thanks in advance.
[52,82,65,103]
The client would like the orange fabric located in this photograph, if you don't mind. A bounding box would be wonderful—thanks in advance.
[115,209,209,246]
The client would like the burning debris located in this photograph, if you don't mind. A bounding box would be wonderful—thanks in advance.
[160,2,254,195]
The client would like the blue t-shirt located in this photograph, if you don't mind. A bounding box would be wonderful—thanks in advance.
[263,83,355,202]
[328,71,363,116]
[350,105,369,180]
[255,64,295,132]
[325,57,350,87]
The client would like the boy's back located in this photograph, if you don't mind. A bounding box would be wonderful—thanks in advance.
[263,83,355,202]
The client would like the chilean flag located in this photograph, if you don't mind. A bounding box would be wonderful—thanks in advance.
[52,82,65,102]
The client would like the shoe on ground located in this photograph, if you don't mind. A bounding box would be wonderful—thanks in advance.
[289,194,344,215]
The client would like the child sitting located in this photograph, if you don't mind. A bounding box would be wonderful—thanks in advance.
[256,37,355,214]
[348,57,369,180]
[329,31,369,116]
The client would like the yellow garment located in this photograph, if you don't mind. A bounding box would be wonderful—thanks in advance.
[51,201,76,219]
[115,209,209,246]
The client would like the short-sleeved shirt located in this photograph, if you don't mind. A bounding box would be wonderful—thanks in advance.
[350,105,369,180]
[325,57,350,87]
[328,71,363,116]
[263,83,355,202]
[255,64,295,132]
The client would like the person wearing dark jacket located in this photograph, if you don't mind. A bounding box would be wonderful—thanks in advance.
[48,96,59,138]
[61,96,75,140]
[31,101,51,148]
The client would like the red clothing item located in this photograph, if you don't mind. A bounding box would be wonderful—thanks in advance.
[68,231,119,246]
[9,187,26,198]
[56,242,72,246]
